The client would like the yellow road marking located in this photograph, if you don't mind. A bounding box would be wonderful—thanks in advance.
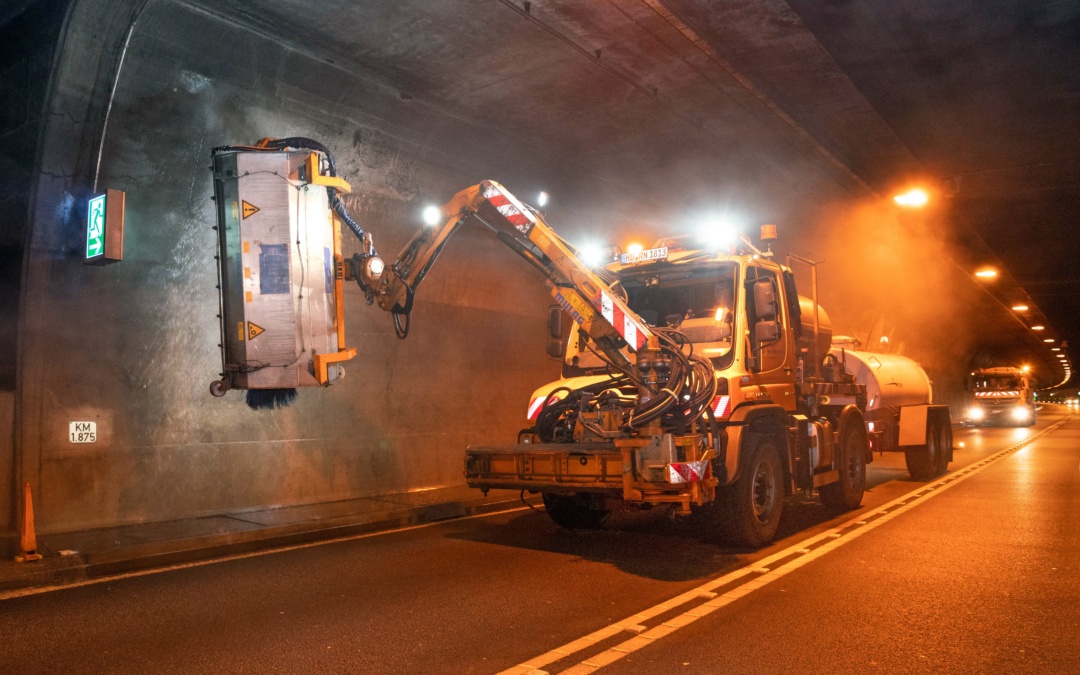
[502,416,1071,675]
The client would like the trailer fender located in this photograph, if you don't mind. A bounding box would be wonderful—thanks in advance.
[899,404,953,479]
[898,404,953,452]
[724,403,790,487]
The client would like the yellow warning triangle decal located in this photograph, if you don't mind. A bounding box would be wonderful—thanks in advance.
[242,201,260,219]
[247,322,265,340]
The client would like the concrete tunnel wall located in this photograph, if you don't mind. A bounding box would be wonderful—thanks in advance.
[11,0,591,541]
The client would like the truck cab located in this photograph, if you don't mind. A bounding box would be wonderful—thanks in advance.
[965,367,1037,426]
[467,241,872,546]
[530,247,807,480]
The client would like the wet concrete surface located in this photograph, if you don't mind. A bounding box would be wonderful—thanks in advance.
[0,406,1074,673]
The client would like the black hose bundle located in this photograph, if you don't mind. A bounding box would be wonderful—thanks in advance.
[626,327,718,431]
[534,327,718,443]
[253,137,368,245]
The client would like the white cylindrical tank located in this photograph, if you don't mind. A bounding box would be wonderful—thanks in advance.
[797,296,833,361]
[829,348,933,411]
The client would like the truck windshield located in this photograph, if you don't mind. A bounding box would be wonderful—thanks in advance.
[561,261,739,376]
[973,376,1021,390]
[622,262,738,369]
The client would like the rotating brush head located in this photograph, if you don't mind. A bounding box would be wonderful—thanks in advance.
[245,388,298,410]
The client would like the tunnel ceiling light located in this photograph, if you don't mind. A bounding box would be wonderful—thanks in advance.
[1032,325,1045,331]
[975,268,998,279]
[1052,347,1061,351]
[1012,304,1029,311]
[894,188,929,208]
[537,191,549,207]
[1044,338,1056,343]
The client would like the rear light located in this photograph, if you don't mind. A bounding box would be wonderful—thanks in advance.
[710,395,731,419]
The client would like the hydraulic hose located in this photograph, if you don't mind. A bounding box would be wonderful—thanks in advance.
[532,323,718,443]
[253,137,369,244]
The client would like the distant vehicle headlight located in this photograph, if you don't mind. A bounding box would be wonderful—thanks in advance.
[1011,406,1031,421]
[968,407,985,421]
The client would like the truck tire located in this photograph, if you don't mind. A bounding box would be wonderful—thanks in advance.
[724,437,783,547]
[934,423,952,475]
[905,417,947,480]
[541,493,609,530]
[819,419,867,511]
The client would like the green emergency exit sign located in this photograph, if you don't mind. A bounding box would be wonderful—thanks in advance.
[85,189,125,265]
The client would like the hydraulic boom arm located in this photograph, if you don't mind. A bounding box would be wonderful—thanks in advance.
[349,179,718,435]
[352,180,654,369]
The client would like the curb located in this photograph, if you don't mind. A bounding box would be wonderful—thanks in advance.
[0,492,541,594]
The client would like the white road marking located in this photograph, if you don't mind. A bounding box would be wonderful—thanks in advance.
[499,416,1071,675]
[0,504,535,601]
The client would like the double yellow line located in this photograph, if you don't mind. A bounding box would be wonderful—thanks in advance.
[501,416,1072,675]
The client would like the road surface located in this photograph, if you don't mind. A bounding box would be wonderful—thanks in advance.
[2,406,1077,673]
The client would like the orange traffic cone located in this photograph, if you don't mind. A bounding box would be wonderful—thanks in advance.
[15,483,42,563]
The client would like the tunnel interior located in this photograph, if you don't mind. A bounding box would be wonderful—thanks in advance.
[1,0,1075,551]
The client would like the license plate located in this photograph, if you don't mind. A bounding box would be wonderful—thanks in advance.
[620,246,668,264]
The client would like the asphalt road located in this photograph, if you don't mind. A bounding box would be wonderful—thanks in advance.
[2,406,1076,674]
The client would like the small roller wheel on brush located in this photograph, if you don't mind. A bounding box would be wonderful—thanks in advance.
[209,379,229,397]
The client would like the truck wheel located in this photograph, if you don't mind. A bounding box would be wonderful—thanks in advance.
[819,419,867,511]
[905,418,946,480]
[934,423,951,475]
[724,437,783,547]
[541,493,609,530]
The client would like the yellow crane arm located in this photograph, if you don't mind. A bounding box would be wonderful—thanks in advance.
[351,180,656,368]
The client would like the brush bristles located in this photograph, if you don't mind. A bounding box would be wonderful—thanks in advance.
[245,388,298,410]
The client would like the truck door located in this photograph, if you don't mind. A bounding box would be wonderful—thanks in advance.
[745,264,796,411]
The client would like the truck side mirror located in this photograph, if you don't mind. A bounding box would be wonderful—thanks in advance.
[547,306,563,339]
[753,279,778,321]
[755,320,780,344]
[546,337,566,359]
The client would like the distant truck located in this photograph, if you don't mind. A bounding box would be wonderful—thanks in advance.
[964,366,1036,427]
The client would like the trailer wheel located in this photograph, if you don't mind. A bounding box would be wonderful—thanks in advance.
[724,437,783,547]
[906,417,947,480]
[819,419,867,511]
[934,423,952,475]
[541,493,609,530]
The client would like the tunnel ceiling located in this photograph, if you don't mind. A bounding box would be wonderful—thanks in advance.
[108,1,1080,385]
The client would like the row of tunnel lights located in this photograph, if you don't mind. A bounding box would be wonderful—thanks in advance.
[1010,304,1070,382]
[905,179,1078,384]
